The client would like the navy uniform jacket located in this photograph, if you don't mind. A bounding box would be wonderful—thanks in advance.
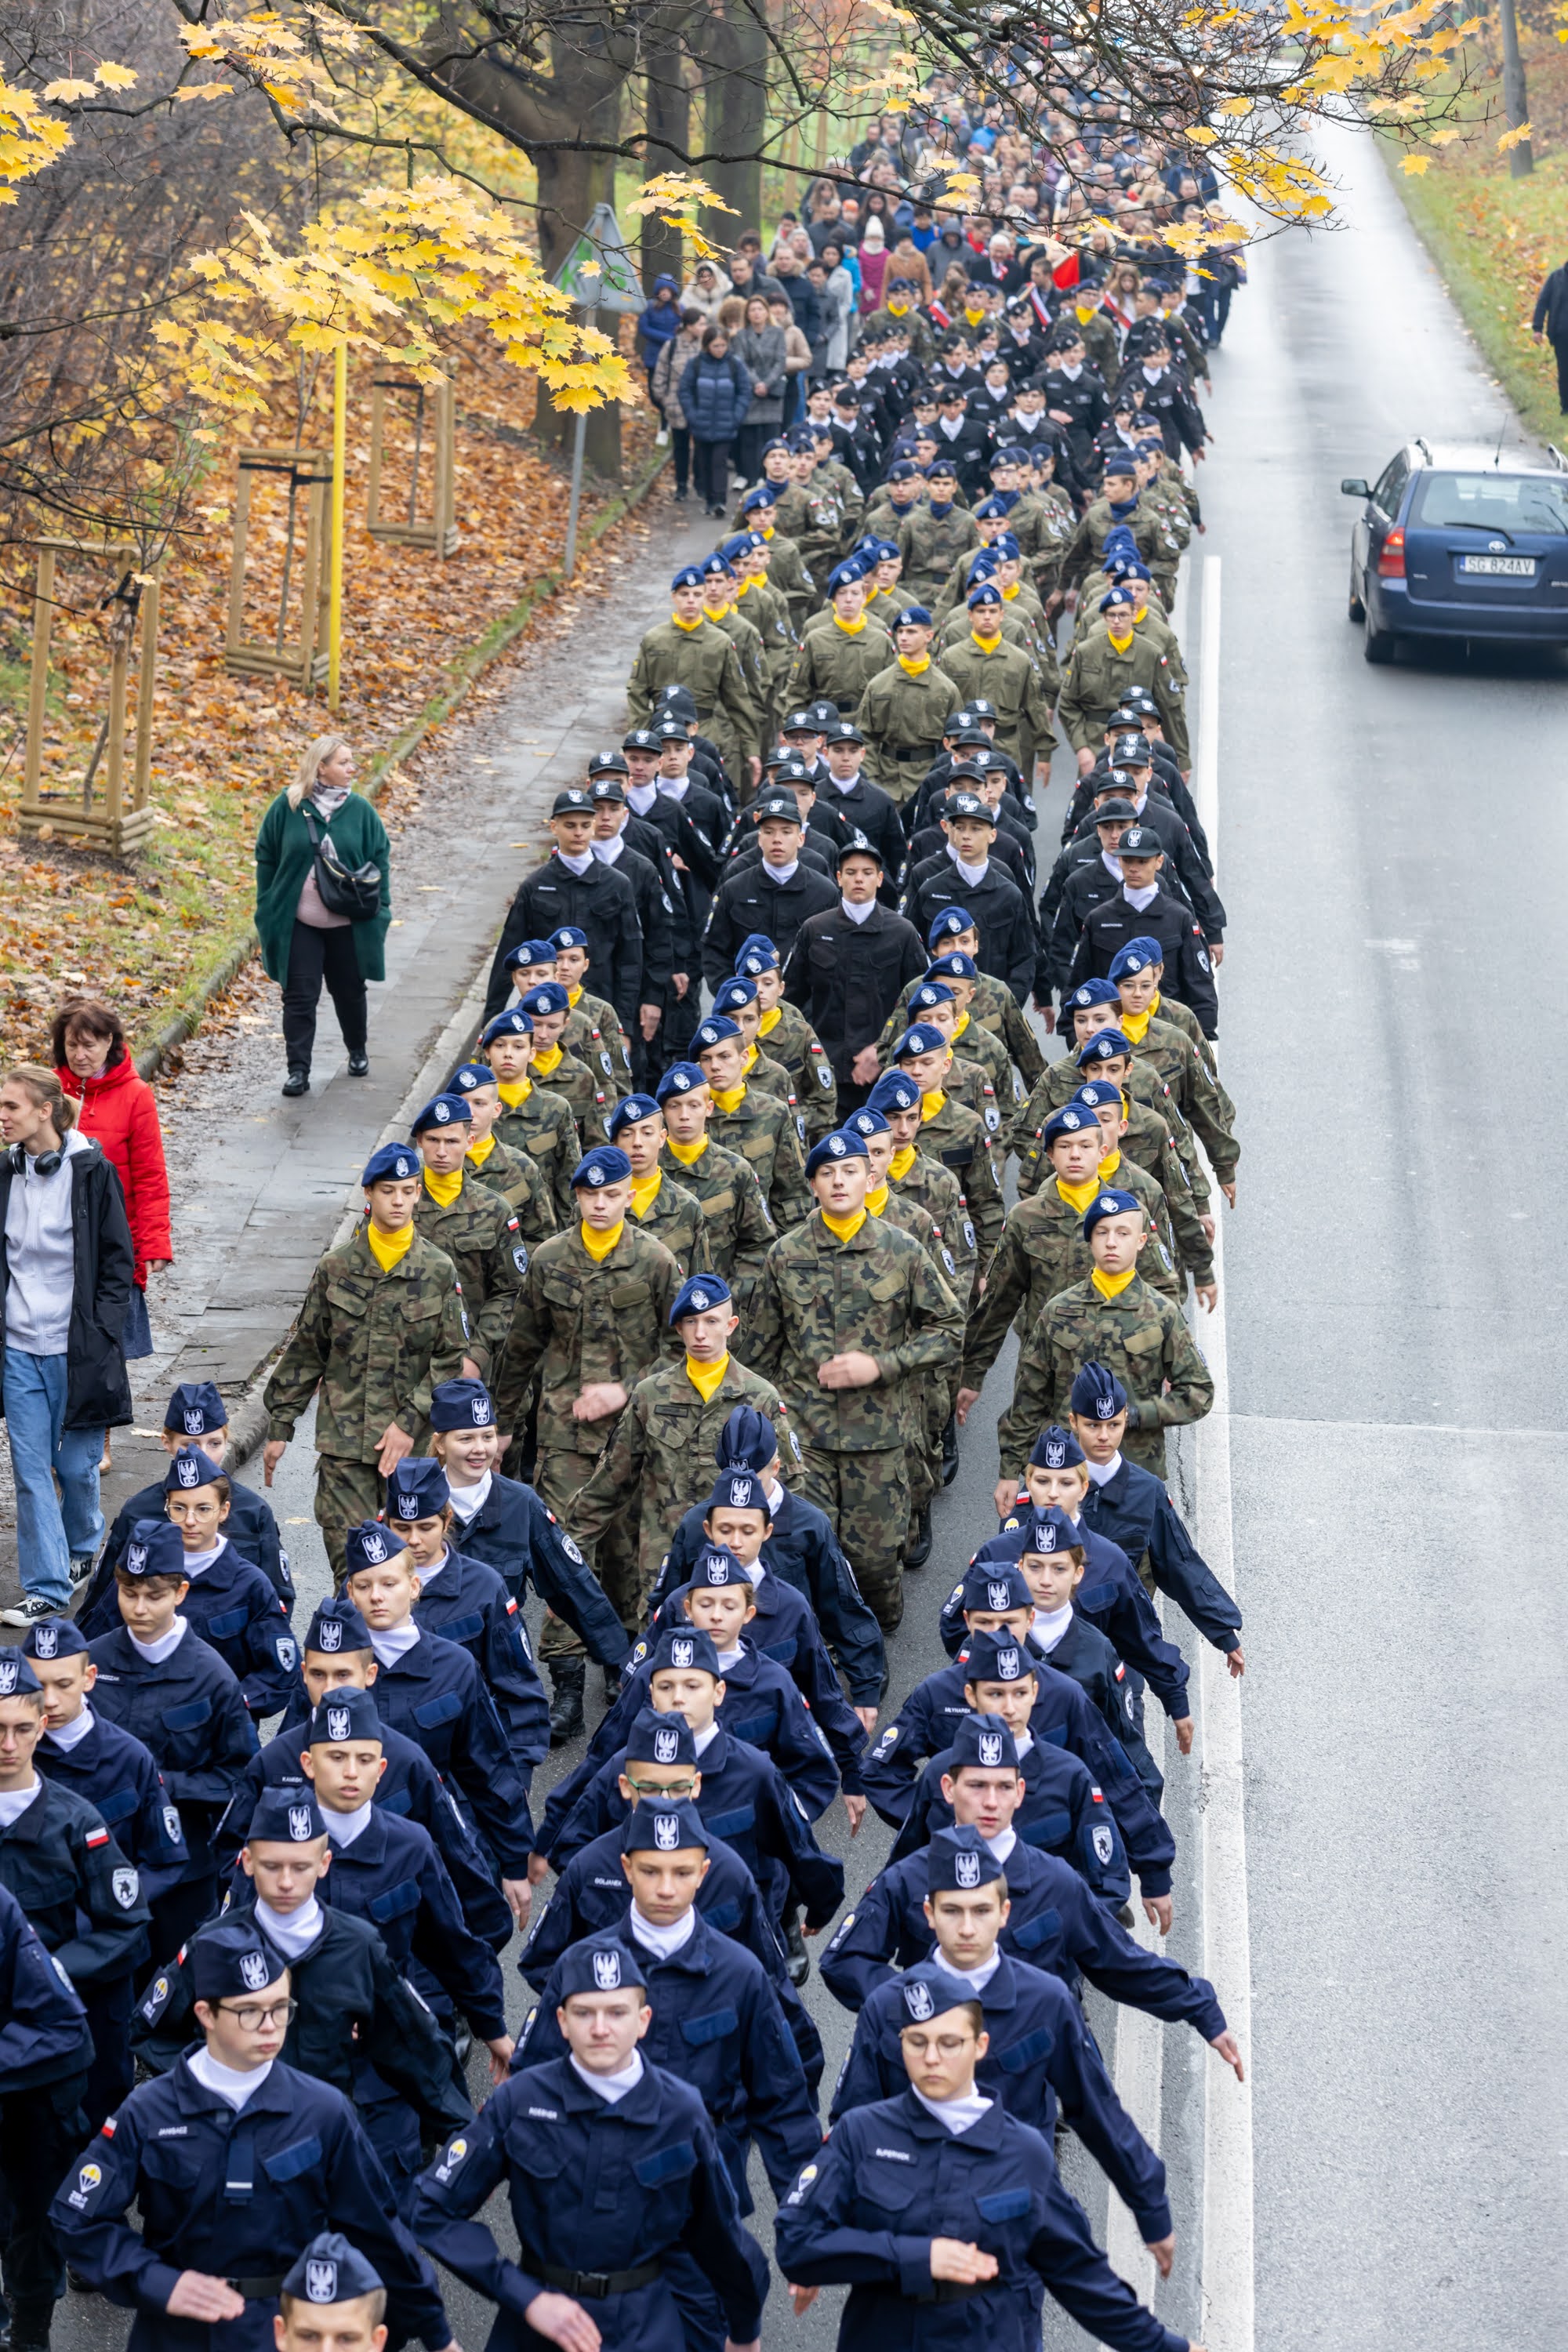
[361,1628,534,1875]
[88,1627,259,1883]
[0,1777,150,1984]
[414,2058,768,2352]
[830,1951,1170,2241]
[38,1710,190,1907]
[861,1645,1174,1897]
[52,2054,451,2352]
[774,2091,1187,2352]
[83,1479,292,1623]
[517,1915,820,2211]
[313,1809,507,2043]
[967,1515,1192,1719]
[655,1485,885,1707]
[1080,1457,1243,1654]
[546,1728,844,1931]
[646,1574,868,1794]
[818,1836,1226,2038]
[135,1544,300,1719]
[0,1878,94,2092]
[136,1899,470,2140]
[412,1545,550,1772]
[448,1475,630,1664]
[213,1711,512,1950]
[888,1737,1128,1907]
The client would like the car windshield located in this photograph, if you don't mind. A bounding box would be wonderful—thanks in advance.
[1410,470,1568,537]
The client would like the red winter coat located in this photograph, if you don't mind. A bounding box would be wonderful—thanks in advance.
[56,1054,172,1286]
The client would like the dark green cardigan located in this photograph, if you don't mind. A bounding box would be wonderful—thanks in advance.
[253,789,392,984]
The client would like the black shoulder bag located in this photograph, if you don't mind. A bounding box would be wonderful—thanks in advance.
[299,800,383,924]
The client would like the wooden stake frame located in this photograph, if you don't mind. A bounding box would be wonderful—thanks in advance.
[365,375,458,557]
[224,446,333,688]
[19,539,162,858]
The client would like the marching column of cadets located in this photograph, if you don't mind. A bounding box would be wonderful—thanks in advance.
[0,107,1255,2352]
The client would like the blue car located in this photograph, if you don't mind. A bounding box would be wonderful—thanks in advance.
[1341,440,1568,661]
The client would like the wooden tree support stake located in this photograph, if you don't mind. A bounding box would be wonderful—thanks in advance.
[225,447,334,688]
[19,539,162,858]
[365,375,458,557]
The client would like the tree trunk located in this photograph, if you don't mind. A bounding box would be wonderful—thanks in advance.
[641,7,691,292]
[531,56,625,475]
[700,3,768,239]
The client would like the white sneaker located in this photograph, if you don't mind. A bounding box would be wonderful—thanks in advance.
[655,428,670,446]
[0,1592,64,1628]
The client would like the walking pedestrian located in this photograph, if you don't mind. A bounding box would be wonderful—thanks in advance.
[679,325,753,517]
[651,307,705,502]
[253,735,391,1100]
[52,996,169,1420]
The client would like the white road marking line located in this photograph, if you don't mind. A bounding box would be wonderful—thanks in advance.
[1103,1705,1166,2299]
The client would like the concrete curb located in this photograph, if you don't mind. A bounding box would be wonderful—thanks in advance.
[135,445,670,1088]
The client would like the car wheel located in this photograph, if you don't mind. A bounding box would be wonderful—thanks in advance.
[1348,561,1365,623]
[1363,610,1396,664]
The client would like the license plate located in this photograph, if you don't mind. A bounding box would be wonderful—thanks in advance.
[1457,554,1537,578]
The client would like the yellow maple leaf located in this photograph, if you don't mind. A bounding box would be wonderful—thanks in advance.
[42,78,96,103]
[94,60,137,88]
[1402,154,1432,173]
[1497,121,1533,151]
[175,84,234,103]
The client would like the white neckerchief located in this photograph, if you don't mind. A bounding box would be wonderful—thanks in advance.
[828,771,862,795]
[982,1826,1017,1864]
[555,848,594,877]
[657,773,691,801]
[572,2050,644,2105]
[1101,848,1124,880]
[1123,880,1159,912]
[416,1548,451,1587]
[0,1779,41,1828]
[44,1704,94,1752]
[189,2049,274,2110]
[1142,364,1162,384]
[946,848,989,887]
[254,1895,325,1959]
[913,2084,995,2136]
[840,895,875,924]
[179,1537,228,1581]
[628,1904,698,1959]
[1013,1726,1034,1759]
[627,782,659,816]
[764,1476,786,1515]
[737,1550,766,1588]
[939,416,965,440]
[763,858,799,885]
[325,1801,374,1847]
[1085,1451,1122,1486]
[1031,1602,1073,1655]
[591,833,625,867]
[693,1720,721,1757]
[713,1644,745,1671]
[446,1472,491,1523]
[1014,407,1044,432]
[1056,361,1083,382]
[1129,787,1149,815]
[369,1622,421,1665]
[128,1617,188,1665]
[946,1944,1003,1994]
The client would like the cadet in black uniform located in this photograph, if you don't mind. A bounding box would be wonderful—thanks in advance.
[0,1877,95,2352]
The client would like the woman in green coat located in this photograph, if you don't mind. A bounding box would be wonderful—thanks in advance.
[253,733,391,1097]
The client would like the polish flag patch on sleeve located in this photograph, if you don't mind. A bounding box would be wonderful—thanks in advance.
[85,1827,111,1847]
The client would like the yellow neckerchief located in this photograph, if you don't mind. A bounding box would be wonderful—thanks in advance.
[757,1004,782,1038]
[665,1132,708,1167]
[833,610,868,635]
[1054,1171,1101,1215]
[1107,627,1135,654]
[735,575,760,601]
[898,652,931,677]
[565,984,583,1007]
[1001,580,1022,601]
[889,1142,918,1181]
[865,1180,891,1216]
[466,1131,497,1169]
[888,299,911,317]
[710,1081,746,1114]
[423,1165,463,1209]
[952,1008,971,1040]
[760,524,775,541]
[1147,989,1163,1018]
[630,1167,662,1220]
[366,1220,415,1272]
[1098,1146,1123,1181]
[496,1076,532,1108]
[1091,1264,1137,1301]
[579,1218,624,1262]
[1118,1004,1152,1044]
[970,628,1002,652]
[532,1042,564,1078]
[685,1351,730,1402]
[964,305,985,325]
[671,609,703,633]
[820,1206,867,1244]
[740,1042,759,1076]
[919,1087,946,1122]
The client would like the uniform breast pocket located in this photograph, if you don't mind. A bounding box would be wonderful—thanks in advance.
[1022,1811,1072,1849]
[414,1692,464,1730]
[325,1284,369,1321]
[438,1611,485,1644]
[401,1294,442,1328]
[369,1879,422,1924]
[1077,1582,1115,1613]
[995,2027,1054,2075]
[858,2157,919,2216]
[141,2139,204,2193]
[162,1697,212,1735]
[975,2187,1033,2224]
[263,2134,324,2185]
[1009,1907,1060,1954]
[205,1607,249,1642]
[93,1785,139,1827]
[1122,1325,1163,1359]
[633,2139,697,2192]
[728,1712,771,1744]
[506,2119,566,2177]
[608,1280,651,1312]
[705,1805,755,1842]
[680,2006,739,2050]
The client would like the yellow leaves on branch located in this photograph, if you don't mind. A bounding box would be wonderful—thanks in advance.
[0,74,72,204]
[1403,153,1433,172]
[176,8,353,122]
[158,177,632,417]
[626,172,735,262]
[1497,121,1534,151]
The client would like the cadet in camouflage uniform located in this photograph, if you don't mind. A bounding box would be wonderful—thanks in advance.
[729,530,799,737]
[1058,459,1173,596]
[262,1142,470,1577]
[854,612,961,811]
[897,978,1007,1153]
[1058,587,1190,768]
[698,552,770,725]
[733,932,839,1146]
[568,1272,795,1610]
[896,459,981,604]
[997,1188,1214,1491]
[408,1091,528,1390]
[626,564,759,785]
[447,1060,557,1251]
[607,1092,712,1280]
[1070,1070,1215,1295]
[481,1009,581,1226]
[1109,1002,1238,1200]
[786,446,851,596]
[920,909,1046,1090]
[708,974,804,1117]
[866,1069,978,1310]
[517,982,609,1143]
[738,484,818,630]
[546,924,636,1089]
[747,1128,962,1633]
[891,1021,1005,1268]
[937,583,1058,775]
[785,563,894,717]
[655,1061,778,1317]
[1112,932,1229,1098]
[692,1013,811,1233]
[909,949,1030,1125]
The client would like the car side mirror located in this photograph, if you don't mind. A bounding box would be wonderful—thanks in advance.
[1340,477,1370,498]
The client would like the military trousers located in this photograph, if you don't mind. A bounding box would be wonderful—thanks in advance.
[316,1454,385,1586]
[797,1443,910,1635]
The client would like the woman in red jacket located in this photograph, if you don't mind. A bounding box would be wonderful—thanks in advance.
[53,996,171,1410]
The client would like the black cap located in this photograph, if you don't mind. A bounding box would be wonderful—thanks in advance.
[551,787,592,817]
[827,720,865,746]
[1110,731,1152,764]
[755,792,804,824]
[588,749,630,778]
[622,728,661,753]
[589,775,626,804]
[1116,824,1163,858]
[946,789,996,824]
[1092,796,1138,823]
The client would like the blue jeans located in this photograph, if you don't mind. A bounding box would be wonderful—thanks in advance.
[2,1348,103,1606]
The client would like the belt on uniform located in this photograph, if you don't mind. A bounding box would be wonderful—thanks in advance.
[916,2280,987,2304]
[227,2275,285,2299]
[884,742,938,762]
[539,2262,662,2299]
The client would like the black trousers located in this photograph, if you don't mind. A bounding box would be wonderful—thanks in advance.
[281,917,367,1072]
[1555,336,1568,413]
[0,2074,87,2341]
[670,426,691,494]
[691,437,732,511]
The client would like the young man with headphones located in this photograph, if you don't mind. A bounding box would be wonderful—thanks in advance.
[0,1063,134,1627]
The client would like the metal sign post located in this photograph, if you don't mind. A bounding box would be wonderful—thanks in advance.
[554,204,644,579]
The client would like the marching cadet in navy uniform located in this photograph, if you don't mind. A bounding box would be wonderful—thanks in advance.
[775,1960,1200,2352]
[413,1930,768,2352]
[0,1879,95,2352]
[24,1617,187,2114]
[53,1918,457,2352]
[340,1520,535,1929]
[137,1450,300,1718]
[830,1830,1175,2274]
[83,1379,292,1621]
[517,1802,819,2346]
[379,1454,549,1779]
[136,1788,472,2216]
[216,1596,511,1954]
[86,1519,258,1959]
